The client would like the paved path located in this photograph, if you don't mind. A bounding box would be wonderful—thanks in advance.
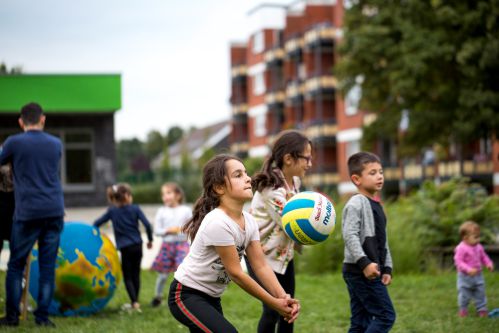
[0,204,163,270]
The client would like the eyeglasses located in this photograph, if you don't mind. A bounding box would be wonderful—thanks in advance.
[297,155,312,164]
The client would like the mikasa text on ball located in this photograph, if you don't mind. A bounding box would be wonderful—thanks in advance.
[282,191,336,245]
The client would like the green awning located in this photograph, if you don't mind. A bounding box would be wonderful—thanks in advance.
[0,74,121,113]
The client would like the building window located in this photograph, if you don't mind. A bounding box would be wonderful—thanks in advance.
[50,130,95,191]
[253,72,266,96]
[1,129,95,191]
[253,31,264,54]
[346,140,360,159]
[254,114,267,137]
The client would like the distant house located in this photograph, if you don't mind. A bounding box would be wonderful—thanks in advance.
[0,74,121,206]
[151,120,231,170]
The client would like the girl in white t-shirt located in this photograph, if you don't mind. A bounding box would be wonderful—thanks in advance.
[150,182,192,307]
[168,154,300,333]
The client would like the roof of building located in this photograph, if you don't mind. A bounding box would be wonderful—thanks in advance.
[0,74,121,113]
[151,120,231,169]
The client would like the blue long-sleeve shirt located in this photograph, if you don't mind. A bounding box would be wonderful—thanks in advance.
[0,130,64,221]
[94,204,153,250]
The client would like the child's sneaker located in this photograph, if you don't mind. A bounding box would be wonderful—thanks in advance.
[151,297,162,307]
[478,310,488,318]
[458,309,468,317]
[132,302,142,313]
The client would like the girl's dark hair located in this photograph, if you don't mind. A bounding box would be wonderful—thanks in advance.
[252,130,311,193]
[183,154,242,241]
[162,182,185,204]
[107,183,132,207]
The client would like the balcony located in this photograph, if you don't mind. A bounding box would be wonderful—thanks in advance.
[231,104,248,115]
[305,121,338,141]
[286,81,305,100]
[383,160,494,181]
[264,48,285,65]
[304,75,337,96]
[304,24,336,49]
[265,90,285,106]
[284,36,304,58]
[231,65,247,79]
[305,171,339,187]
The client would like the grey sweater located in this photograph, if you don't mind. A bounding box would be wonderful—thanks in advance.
[342,194,393,275]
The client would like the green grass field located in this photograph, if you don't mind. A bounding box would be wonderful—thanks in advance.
[0,270,497,332]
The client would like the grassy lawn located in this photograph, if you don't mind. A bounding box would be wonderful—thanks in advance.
[0,270,497,332]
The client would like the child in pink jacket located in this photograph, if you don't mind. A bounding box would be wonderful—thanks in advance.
[453,221,494,317]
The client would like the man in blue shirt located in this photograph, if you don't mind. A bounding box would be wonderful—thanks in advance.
[0,102,64,327]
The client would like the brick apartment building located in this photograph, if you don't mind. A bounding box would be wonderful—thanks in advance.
[229,0,499,197]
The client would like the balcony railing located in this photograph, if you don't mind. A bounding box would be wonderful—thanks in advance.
[265,91,286,105]
[305,171,339,187]
[284,36,304,56]
[304,25,336,47]
[231,104,248,115]
[264,48,285,64]
[304,75,337,95]
[383,161,494,181]
[231,65,247,78]
[305,122,338,140]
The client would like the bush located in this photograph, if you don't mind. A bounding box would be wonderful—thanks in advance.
[385,177,499,272]
[132,183,162,204]
[295,201,345,274]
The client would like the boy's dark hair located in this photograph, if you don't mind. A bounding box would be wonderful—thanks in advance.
[162,182,185,204]
[20,102,44,125]
[183,154,243,241]
[107,183,132,207]
[252,130,311,192]
[347,151,381,177]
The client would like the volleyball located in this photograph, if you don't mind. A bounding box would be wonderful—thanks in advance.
[282,191,336,245]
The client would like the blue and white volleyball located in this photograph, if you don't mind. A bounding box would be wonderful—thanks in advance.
[282,191,336,245]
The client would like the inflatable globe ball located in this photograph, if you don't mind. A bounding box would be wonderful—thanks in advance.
[29,222,121,316]
[282,191,336,245]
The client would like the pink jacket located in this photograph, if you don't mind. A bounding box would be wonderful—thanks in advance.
[454,241,493,274]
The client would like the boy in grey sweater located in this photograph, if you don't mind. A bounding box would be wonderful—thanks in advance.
[342,152,396,333]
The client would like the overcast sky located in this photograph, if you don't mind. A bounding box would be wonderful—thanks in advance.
[0,0,292,140]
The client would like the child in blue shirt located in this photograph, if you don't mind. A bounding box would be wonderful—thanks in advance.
[94,183,153,312]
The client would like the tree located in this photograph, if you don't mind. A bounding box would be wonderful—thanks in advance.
[166,126,184,146]
[144,130,165,159]
[0,62,22,75]
[116,138,143,178]
[336,0,499,156]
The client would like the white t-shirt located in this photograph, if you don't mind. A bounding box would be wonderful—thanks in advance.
[174,208,260,297]
[154,205,192,242]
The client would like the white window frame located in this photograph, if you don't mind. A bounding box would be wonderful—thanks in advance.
[254,113,267,137]
[253,71,266,96]
[253,31,264,54]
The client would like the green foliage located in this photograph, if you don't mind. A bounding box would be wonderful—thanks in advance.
[197,148,216,169]
[165,125,184,146]
[243,156,265,178]
[144,130,165,159]
[116,138,143,178]
[130,183,162,204]
[337,0,499,153]
[394,177,499,248]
